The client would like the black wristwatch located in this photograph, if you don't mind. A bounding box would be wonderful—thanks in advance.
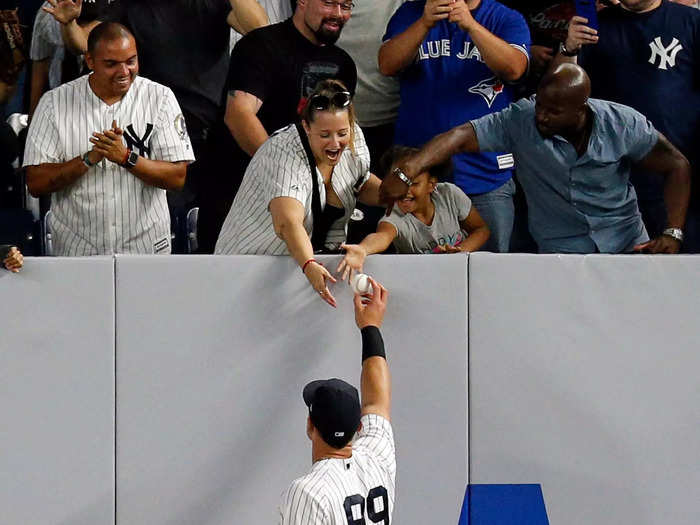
[82,151,97,167]
[123,149,139,169]
[559,42,580,57]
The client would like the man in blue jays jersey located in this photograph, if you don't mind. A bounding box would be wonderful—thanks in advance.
[379,0,530,252]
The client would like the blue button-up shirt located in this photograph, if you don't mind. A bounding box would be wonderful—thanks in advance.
[471,97,657,253]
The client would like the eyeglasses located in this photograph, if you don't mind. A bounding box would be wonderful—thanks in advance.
[320,0,354,12]
[309,91,352,111]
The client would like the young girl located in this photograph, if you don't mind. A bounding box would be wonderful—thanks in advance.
[337,146,490,279]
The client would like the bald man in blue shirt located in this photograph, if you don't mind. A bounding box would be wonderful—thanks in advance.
[381,64,691,254]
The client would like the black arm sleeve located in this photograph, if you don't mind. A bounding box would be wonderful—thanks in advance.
[361,326,386,362]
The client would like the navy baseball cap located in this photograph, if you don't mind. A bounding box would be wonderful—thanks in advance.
[303,378,361,449]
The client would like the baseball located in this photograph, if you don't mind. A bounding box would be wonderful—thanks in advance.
[351,273,373,295]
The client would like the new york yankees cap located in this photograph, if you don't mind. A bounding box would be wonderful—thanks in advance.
[303,378,361,449]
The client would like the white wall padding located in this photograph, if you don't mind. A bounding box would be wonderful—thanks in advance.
[114,254,468,525]
[0,257,115,525]
[468,253,700,525]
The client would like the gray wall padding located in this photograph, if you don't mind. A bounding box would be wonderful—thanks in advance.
[468,253,700,525]
[114,254,468,525]
[0,257,115,525]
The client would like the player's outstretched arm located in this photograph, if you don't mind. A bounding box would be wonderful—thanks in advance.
[354,278,391,421]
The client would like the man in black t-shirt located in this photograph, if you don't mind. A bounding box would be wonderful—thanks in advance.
[208,0,358,253]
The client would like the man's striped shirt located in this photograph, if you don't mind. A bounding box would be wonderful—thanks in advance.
[24,74,194,256]
[279,414,396,524]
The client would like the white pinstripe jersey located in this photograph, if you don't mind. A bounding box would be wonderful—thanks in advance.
[214,123,370,255]
[30,4,64,89]
[279,414,396,525]
[24,74,194,256]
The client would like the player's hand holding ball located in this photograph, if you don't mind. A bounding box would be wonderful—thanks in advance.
[304,260,338,308]
[336,243,367,282]
[353,277,387,329]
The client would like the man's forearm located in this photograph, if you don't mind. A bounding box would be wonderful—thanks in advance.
[663,162,691,230]
[468,23,528,82]
[26,157,89,196]
[60,20,89,54]
[128,158,187,191]
[226,110,268,157]
[228,0,268,34]
[405,122,479,179]
[378,19,430,76]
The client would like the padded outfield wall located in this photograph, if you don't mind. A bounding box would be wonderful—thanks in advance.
[2,254,699,524]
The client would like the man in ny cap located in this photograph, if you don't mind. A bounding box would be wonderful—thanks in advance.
[279,278,395,524]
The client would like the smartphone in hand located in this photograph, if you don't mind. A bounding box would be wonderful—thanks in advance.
[574,0,599,31]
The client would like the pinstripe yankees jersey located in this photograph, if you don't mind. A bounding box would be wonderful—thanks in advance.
[214,123,370,255]
[279,414,395,525]
[24,74,194,256]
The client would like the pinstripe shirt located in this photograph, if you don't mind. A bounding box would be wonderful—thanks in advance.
[30,4,64,89]
[279,414,396,525]
[214,123,370,255]
[24,74,194,256]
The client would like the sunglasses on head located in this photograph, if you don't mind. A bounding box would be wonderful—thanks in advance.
[309,91,352,111]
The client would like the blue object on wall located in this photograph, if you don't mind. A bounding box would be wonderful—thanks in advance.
[458,484,549,525]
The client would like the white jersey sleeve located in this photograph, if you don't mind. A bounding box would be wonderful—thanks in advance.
[150,87,195,163]
[354,414,396,479]
[279,478,330,525]
[261,135,310,206]
[23,91,63,166]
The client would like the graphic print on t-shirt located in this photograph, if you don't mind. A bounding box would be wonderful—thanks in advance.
[468,76,505,108]
[301,62,342,98]
[648,37,683,70]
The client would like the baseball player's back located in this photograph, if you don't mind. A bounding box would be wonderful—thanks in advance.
[280,415,395,525]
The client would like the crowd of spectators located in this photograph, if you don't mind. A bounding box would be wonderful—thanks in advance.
[2,0,699,279]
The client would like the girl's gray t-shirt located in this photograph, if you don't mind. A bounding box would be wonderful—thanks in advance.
[380,182,472,254]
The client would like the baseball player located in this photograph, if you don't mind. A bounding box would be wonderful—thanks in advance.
[24,22,194,256]
[279,277,395,524]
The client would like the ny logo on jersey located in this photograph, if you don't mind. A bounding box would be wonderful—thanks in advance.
[468,77,505,108]
[648,37,683,70]
[124,124,154,157]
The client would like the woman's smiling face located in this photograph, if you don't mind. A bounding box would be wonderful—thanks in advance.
[303,110,351,168]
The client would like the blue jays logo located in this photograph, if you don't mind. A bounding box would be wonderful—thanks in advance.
[468,77,505,108]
